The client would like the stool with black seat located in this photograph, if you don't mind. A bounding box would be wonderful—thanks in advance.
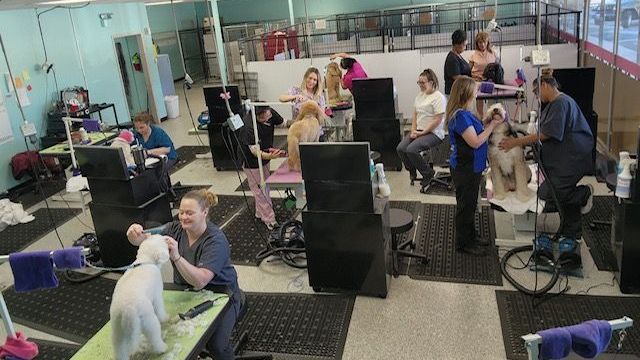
[416,135,453,193]
[389,208,428,277]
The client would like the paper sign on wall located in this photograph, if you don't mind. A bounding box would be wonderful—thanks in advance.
[17,87,30,107]
[14,76,23,89]
[22,70,30,81]
[314,19,327,30]
[4,73,14,93]
[0,105,13,145]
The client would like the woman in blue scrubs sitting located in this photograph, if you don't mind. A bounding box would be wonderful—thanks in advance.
[132,113,177,193]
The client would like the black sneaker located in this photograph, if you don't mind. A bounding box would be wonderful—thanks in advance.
[456,245,487,256]
[420,169,436,187]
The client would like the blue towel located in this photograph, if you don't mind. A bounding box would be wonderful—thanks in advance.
[567,320,612,358]
[52,247,85,269]
[9,251,59,292]
[537,327,572,359]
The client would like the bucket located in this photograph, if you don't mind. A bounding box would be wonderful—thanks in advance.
[164,95,180,119]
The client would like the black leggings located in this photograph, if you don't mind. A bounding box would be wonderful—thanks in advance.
[451,169,483,249]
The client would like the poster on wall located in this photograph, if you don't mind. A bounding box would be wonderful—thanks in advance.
[0,105,14,145]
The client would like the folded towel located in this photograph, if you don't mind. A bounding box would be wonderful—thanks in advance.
[0,332,39,360]
[537,327,572,359]
[52,247,85,269]
[567,320,612,358]
[9,251,58,292]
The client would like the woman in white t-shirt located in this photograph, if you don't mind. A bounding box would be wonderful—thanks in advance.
[396,69,446,186]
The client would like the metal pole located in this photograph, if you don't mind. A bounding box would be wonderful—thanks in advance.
[248,102,265,189]
[288,0,295,26]
[606,0,622,150]
[0,35,28,125]
[303,0,313,63]
[69,9,88,90]
[536,0,541,45]
[206,0,229,86]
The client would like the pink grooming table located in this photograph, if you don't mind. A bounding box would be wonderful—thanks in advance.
[266,160,305,208]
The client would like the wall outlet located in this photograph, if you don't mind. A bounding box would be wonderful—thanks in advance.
[20,122,37,137]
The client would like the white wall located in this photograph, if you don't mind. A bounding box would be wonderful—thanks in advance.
[247,43,578,120]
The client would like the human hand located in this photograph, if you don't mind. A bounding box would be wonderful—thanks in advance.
[409,131,418,139]
[126,223,147,242]
[499,138,516,151]
[164,236,180,261]
[268,148,285,157]
[294,95,306,102]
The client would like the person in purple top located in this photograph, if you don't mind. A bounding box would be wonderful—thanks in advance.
[329,52,369,91]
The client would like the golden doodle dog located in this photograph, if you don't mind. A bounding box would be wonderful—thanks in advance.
[287,101,324,172]
[325,62,343,106]
[486,103,533,202]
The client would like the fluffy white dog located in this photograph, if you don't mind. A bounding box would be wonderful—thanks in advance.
[110,235,170,360]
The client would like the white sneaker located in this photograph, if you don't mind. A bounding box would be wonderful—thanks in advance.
[581,184,594,214]
[266,221,279,231]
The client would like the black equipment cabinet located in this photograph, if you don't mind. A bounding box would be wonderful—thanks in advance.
[612,201,640,294]
[353,119,402,171]
[207,122,240,171]
[303,200,392,298]
[77,146,173,267]
[300,142,391,298]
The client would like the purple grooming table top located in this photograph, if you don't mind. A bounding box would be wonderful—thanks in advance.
[266,160,303,185]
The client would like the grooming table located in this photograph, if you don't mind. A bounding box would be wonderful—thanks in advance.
[486,164,544,248]
[39,132,117,156]
[327,102,353,141]
[266,160,305,209]
[70,290,230,360]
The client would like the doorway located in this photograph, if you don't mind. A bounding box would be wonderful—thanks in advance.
[113,34,160,122]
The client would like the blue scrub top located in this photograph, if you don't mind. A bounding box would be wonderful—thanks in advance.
[135,125,177,160]
[448,110,488,173]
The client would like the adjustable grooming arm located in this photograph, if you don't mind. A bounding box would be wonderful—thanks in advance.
[521,316,634,360]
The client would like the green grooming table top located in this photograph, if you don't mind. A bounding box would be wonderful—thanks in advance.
[40,132,117,156]
[70,290,230,360]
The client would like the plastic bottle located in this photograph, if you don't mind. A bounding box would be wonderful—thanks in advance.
[79,127,89,143]
[369,158,376,178]
[618,151,631,175]
[376,163,391,197]
[616,160,632,199]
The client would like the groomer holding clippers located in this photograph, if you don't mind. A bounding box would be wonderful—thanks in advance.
[498,69,594,239]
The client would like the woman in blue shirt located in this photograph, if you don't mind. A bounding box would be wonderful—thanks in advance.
[446,76,501,256]
[133,113,177,193]
[127,189,241,360]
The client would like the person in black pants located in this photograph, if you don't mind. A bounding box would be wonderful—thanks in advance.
[446,76,501,256]
[444,29,471,96]
[498,69,594,239]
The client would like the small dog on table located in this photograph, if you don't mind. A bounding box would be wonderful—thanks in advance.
[486,103,533,202]
[110,235,170,360]
[325,62,343,106]
[287,101,325,172]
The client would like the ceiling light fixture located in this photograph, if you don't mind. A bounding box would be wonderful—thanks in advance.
[37,0,95,5]
[145,0,184,6]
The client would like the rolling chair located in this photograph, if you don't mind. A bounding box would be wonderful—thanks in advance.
[415,134,453,193]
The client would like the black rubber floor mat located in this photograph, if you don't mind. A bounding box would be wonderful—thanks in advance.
[0,208,80,255]
[10,179,67,210]
[496,290,640,360]
[209,194,251,226]
[32,338,81,360]
[407,204,502,285]
[222,200,293,265]
[232,293,355,360]
[582,196,618,271]
[3,272,116,343]
[172,145,210,173]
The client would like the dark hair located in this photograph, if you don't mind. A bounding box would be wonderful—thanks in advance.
[452,29,467,46]
[254,106,269,115]
[419,69,439,90]
[534,68,560,89]
[340,57,356,70]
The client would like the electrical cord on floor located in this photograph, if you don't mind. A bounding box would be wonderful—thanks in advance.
[182,82,207,147]
[575,275,617,295]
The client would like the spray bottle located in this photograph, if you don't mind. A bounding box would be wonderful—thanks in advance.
[616,159,634,199]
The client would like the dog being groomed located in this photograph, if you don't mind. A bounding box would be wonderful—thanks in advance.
[110,235,170,360]
[287,101,325,172]
[486,103,533,202]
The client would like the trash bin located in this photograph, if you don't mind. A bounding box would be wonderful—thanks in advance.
[164,95,179,119]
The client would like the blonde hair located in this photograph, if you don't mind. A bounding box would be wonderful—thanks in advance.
[445,76,477,126]
[475,32,493,53]
[182,189,218,210]
[133,112,154,125]
[300,67,323,100]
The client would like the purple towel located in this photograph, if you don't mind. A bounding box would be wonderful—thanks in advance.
[9,251,59,292]
[567,320,612,358]
[537,327,572,359]
[52,247,85,269]
[479,81,495,94]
